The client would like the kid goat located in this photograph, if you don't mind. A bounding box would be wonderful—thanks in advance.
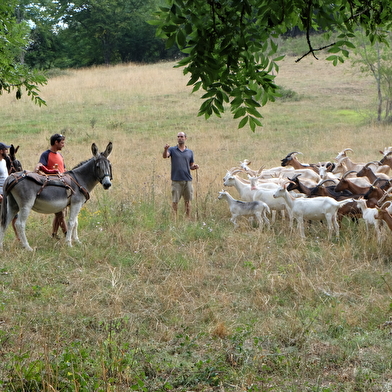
[218,190,270,229]
[273,184,354,238]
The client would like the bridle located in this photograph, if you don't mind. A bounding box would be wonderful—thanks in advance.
[6,156,23,175]
[95,156,112,183]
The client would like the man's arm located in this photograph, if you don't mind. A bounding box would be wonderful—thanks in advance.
[163,144,170,158]
[35,151,48,172]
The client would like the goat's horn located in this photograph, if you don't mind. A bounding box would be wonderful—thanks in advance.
[318,179,337,186]
[343,148,354,153]
[342,170,357,179]
[288,151,302,157]
[380,201,392,209]
[231,169,243,175]
[372,179,381,186]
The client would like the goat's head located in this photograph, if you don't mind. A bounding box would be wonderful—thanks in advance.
[223,171,231,183]
[273,183,290,199]
[335,148,353,162]
[375,201,392,219]
[334,170,356,192]
[223,173,236,186]
[248,174,262,190]
[355,197,367,208]
[380,151,392,165]
[239,159,251,171]
[280,151,302,167]
[286,173,301,192]
[218,190,227,200]
[356,161,379,177]
[379,147,392,156]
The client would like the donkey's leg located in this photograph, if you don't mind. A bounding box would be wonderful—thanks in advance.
[0,196,20,250]
[72,216,81,244]
[14,205,34,251]
[66,202,83,247]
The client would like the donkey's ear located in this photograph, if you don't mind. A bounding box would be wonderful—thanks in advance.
[102,142,113,158]
[91,143,99,157]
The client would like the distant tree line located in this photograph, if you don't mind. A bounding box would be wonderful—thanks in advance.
[18,0,180,70]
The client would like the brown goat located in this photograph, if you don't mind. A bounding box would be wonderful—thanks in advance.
[375,202,392,232]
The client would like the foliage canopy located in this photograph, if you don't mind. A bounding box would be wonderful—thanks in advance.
[152,0,392,130]
[0,2,47,105]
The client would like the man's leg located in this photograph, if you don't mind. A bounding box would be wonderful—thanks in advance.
[172,201,178,216]
[52,210,68,238]
[58,210,68,234]
[185,201,191,217]
[12,215,19,241]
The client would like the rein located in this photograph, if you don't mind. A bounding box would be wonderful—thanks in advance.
[66,156,112,201]
[95,156,113,182]
[67,172,90,201]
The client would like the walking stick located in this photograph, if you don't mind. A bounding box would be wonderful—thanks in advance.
[195,168,199,220]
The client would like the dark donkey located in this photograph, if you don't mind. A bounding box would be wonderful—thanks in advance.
[3,144,23,239]
[0,142,112,251]
[5,145,23,174]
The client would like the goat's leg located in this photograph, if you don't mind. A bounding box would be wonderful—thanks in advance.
[271,210,276,224]
[255,212,263,229]
[297,218,305,238]
[230,215,238,228]
[262,211,270,230]
[375,221,382,243]
[331,214,339,237]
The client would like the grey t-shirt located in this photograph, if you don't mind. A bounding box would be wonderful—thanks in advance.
[168,146,194,181]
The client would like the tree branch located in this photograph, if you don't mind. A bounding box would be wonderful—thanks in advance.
[295,42,336,63]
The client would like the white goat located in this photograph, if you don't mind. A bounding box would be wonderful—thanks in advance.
[355,198,382,242]
[273,184,354,238]
[223,171,255,201]
[218,190,270,229]
[251,184,292,227]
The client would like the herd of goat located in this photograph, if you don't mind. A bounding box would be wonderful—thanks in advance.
[218,147,392,240]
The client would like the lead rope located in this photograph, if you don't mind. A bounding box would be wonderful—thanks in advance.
[67,172,90,201]
[195,169,199,220]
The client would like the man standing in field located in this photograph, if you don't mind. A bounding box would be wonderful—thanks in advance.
[163,132,199,218]
[35,133,67,239]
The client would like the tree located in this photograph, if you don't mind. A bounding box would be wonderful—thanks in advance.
[50,0,174,67]
[151,0,392,130]
[0,2,46,105]
[351,31,392,122]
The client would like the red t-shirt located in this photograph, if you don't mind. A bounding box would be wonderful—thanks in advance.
[39,150,66,173]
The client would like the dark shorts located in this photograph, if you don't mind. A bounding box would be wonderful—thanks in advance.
[171,181,193,203]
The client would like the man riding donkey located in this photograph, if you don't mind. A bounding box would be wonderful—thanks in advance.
[35,133,68,239]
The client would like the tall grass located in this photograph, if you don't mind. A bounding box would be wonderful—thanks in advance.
[0,56,392,391]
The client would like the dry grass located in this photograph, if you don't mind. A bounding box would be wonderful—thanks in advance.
[1,56,392,391]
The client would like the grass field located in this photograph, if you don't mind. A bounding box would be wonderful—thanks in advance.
[1,49,392,391]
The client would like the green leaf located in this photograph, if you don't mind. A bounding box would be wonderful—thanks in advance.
[246,106,262,118]
[233,107,246,119]
[176,29,186,48]
[238,116,249,129]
